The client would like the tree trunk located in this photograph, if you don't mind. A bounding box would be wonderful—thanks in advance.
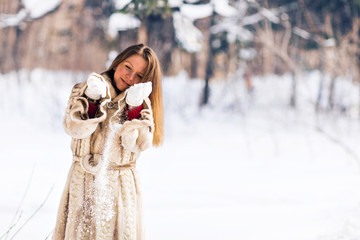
[0,0,112,73]
[190,53,197,78]
[0,0,21,73]
[202,12,216,106]
[290,72,297,107]
[328,76,335,110]
[316,50,325,112]
[145,14,175,74]
[118,29,139,53]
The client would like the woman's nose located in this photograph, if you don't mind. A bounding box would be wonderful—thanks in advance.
[128,72,136,82]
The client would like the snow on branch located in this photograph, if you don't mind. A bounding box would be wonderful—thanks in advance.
[0,0,62,29]
[292,26,336,47]
[0,10,28,29]
[22,0,62,19]
[183,0,201,3]
[243,1,298,26]
[178,0,237,21]
[293,26,311,40]
[213,0,238,17]
[107,13,141,38]
[180,3,213,21]
[168,0,183,8]
[173,11,203,53]
[174,0,239,48]
[112,0,132,10]
[211,18,254,43]
[210,1,299,43]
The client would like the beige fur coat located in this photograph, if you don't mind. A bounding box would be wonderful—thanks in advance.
[53,73,154,240]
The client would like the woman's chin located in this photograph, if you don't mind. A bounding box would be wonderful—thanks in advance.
[116,80,131,92]
[116,84,128,92]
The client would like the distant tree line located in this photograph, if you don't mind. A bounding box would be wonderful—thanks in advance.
[0,0,359,108]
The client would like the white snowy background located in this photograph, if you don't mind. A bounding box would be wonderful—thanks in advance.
[1,68,360,240]
[1,0,360,239]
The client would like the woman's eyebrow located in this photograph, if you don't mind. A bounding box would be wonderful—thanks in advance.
[125,60,134,67]
[125,60,145,75]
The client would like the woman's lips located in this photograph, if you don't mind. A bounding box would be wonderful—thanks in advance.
[121,78,130,86]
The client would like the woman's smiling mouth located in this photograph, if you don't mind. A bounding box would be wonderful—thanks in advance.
[121,78,130,86]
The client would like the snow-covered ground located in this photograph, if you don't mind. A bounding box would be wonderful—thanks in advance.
[1,69,360,240]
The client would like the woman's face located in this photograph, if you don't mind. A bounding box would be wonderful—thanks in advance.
[113,54,148,92]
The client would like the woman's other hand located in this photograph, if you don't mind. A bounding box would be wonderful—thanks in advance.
[126,82,152,110]
[85,73,107,100]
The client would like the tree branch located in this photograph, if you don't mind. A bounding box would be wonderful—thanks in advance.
[9,186,54,240]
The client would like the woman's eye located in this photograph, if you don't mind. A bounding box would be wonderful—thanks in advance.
[125,65,131,70]
[137,74,143,79]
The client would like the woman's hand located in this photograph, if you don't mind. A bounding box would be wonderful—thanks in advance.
[118,117,154,152]
[126,82,152,109]
[85,73,107,100]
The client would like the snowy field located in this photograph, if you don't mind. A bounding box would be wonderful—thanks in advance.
[1,69,360,240]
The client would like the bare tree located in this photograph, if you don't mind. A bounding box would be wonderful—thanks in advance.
[255,15,300,106]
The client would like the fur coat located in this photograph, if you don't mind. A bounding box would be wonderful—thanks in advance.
[53,73,154,240]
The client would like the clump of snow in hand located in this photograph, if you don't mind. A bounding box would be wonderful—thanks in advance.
[172,12,203,53]
[22,0,62,19]
[107,13,140,39]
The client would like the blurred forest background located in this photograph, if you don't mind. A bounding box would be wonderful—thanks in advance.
[1,0,360,110]
[2,1,360,239]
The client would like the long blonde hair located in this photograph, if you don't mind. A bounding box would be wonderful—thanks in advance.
[103,44,164,146]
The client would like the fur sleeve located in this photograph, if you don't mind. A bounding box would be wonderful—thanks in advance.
[63,82,110,139]
[118,98,154,152]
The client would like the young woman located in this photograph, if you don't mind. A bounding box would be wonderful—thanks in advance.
[53,44,163,240]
